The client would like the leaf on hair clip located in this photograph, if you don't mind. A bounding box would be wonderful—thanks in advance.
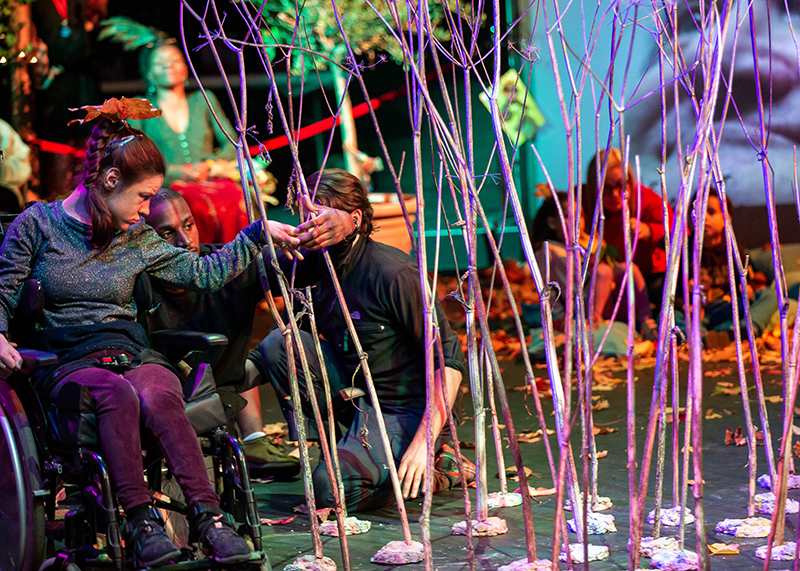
[68,97,162,125]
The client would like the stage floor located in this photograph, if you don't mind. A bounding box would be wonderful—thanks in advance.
[253,356,795,570]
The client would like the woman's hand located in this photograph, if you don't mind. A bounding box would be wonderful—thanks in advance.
[265,220,302,260]
[295,194,355,250]
[0,333,22,380]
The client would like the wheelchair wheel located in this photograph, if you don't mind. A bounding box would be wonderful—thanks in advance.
[37,555,81,571]
[0,379,46,571]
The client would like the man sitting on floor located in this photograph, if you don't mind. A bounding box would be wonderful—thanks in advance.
[257,169,472,513]
[143,187,352,477]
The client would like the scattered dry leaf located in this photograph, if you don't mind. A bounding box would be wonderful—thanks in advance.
[515,486,556,497]
[595,450,608,459]
[261,515,297,526]
[705,408,723,419]
[764,395,783,404]
[459,441,476,449]
[497,466,533,481]
[592,398,610,412]
[706,368,733,378]
[708,542,739,555]
[593,426,618,435]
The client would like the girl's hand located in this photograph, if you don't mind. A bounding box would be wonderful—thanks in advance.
[0,333,22,380]
[266,220,302,260]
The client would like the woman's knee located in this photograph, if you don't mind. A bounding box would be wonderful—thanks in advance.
[126,364,184,410]
[59,368,140,415]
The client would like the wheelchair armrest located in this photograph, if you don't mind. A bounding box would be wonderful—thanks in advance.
[17,348,58,370]
[150,330,228,351]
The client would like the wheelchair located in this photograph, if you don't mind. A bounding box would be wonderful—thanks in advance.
[0,276,271,571]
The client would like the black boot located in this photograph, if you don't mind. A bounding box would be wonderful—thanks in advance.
[124,507,181,568]
[189,504,252,564]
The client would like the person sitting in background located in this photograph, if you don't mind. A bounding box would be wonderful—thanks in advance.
[582,148,674,309]
[677,187,777,340]
[0,118,32,213]
[102,17,261,244]
[258,169,472,513]
[143,188,353,477]
[529,188,654,338]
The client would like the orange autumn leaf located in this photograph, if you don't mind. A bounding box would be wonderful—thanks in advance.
[68,97,162,125]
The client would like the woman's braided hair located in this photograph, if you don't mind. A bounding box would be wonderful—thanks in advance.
[80,118,166,250]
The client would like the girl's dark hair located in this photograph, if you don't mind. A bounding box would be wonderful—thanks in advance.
[582,147,636,219]
[531,191,569,249]
[305,169,374,237]
[80,119,166,249]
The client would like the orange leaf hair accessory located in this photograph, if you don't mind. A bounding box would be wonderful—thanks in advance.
[68,97,162,125]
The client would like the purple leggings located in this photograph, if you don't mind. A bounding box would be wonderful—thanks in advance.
[51,355,218,511]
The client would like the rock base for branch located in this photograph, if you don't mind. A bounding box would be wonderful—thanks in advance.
[497,558,552,571]
[318,516,371,536]
[451,516,508,537]
[754,492,799,515]
[371,541,424,565]
[650,549,699,570]
[565,494,613,512]
[647,506,695,527]
[757,473,800,490]
[567,512,617,534]
[558,543,610,563]
[487,492,523,508]
[755,542,797,561]
[715,517,772,538]
[284,555,337,571]
[632,536,680,558]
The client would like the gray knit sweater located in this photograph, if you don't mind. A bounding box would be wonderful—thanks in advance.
[0,200,262,334]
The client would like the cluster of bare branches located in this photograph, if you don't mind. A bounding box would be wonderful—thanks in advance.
[177,0,800,569]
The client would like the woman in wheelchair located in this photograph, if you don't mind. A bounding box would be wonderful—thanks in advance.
[0,108,298,568]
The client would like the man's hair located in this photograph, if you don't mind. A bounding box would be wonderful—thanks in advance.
[149,187,186,215]
[305,169,374,236]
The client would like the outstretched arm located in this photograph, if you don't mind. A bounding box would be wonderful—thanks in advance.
[397,365,463,499]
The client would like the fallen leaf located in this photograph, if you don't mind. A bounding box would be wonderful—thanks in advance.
[706,369,733,378]
[705,408,723,419]
[593,426,618,435]
[459,441,476,449]
[497,466,533,481]
[260,515,297,526]
[292,505,334,522]
[764,395,783,404]
[794,441,800,458]
[517,433,542,443]
[515,486,556,497]
[708,542,739,555]
[592,398,610,412]
[595,450,608,459]
[723,409,735,415]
